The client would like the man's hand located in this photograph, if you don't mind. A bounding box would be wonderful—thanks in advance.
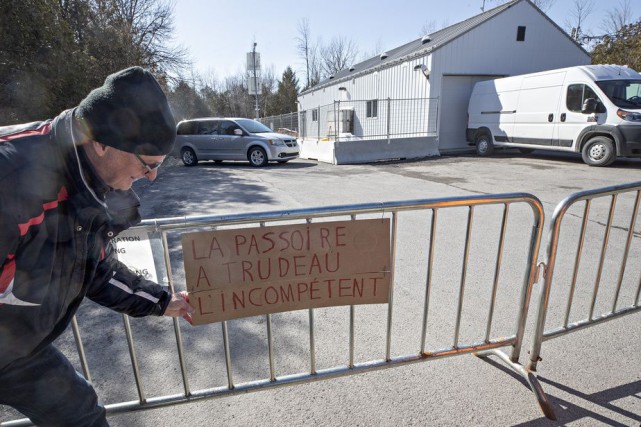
[164,291,195,324]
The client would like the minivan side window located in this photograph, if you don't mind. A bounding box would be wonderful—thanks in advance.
[220,120,241,135]
[566,84,600,112]
[177,121,197,135]
[197,121,218,135]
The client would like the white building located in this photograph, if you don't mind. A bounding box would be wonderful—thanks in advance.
[297,0,590,164]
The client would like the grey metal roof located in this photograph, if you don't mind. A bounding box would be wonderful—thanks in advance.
[301,0,561,95]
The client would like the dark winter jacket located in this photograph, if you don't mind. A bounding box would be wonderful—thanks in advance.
[0,109,171,371]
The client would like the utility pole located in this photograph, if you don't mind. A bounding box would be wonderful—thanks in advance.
[252,43,259,119]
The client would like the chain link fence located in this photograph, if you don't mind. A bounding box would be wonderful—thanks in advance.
[259,112,299,137]
[259,98,438,142]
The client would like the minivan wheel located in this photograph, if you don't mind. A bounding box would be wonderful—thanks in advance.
[248,147,268,167]
[181,148,198,166]
[581,136,615,167]
[475,132,494,156]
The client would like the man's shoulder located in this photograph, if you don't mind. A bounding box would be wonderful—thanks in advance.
[0,121,47,139]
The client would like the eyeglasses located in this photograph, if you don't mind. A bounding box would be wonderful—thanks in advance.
[135,154,163,174]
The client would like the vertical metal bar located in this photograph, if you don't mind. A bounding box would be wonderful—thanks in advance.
[266,314,275,381]
[317,105,320,141]
[386,98,391,143]
[589,194,617,320]
[420,209,437,353]
[385,211,399,361]
[612,190,641,312]
[334,101,338,141]
[434,97,440,135]
[160,229,190,396]
[564,200,591,328]
[485,204,509,342]
[512,200,544,364]
[454,206,474,347]
[349,214,356,369]
[306,218,316,374]
[259,221,276,382]
[71,316,92,383]
[336,100,341,141]
[221,321,234,389]
[122,314,146,403]
[349,305,355,368]
[308,308,316,374]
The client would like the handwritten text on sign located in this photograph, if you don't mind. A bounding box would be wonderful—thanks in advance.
[181,219,391,324]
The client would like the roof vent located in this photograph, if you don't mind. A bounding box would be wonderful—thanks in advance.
[349,66,355,72]
[380,52,388,60]
[421,35,432,44]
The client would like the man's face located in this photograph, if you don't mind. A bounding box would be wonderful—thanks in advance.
[96,144,165,191]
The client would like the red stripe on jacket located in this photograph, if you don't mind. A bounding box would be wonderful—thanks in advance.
[0,255,16,294]
[0,122,52,142]
[18,186,69,236]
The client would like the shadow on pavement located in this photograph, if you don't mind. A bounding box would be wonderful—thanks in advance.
[477,355,641,426]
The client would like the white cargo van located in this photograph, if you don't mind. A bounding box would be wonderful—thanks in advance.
[466,65,641,166]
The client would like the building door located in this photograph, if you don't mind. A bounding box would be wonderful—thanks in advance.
[439,75,503,152]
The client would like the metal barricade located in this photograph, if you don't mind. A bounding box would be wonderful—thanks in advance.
[3,193,548,426]
[528,181,641,373]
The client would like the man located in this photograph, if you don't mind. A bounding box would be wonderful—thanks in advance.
[0,67,194,426]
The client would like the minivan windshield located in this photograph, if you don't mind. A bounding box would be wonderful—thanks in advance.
[236,119,273,133]
[595,79,641,108]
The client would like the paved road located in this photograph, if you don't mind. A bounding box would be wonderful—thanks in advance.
[3,149,641,426]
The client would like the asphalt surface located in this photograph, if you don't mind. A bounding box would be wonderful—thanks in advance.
[2,149,641,426]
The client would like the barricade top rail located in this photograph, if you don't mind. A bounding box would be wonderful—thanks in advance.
[139,192,544,231]
[549,180,641,223]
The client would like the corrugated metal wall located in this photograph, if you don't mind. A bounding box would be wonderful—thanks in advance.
[298,0,590,145]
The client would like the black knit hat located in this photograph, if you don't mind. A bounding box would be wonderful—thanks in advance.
[76,67,176,156]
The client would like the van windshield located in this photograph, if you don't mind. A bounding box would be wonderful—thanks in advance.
[235,119,273,133]
[595,80,641,108]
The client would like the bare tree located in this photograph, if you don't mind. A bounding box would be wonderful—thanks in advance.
[295,18,322,90]
[530,0,554,13]
[481,0,553,13]
[419,20,438,37]
[108,0,188,75]
[359,38,382,62]
[601,0,636,35]
[320,36,359,78]
[564,0,595,43]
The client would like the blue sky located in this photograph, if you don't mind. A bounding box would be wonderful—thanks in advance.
[172,0,623,81]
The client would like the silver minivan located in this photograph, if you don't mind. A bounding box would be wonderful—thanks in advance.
[175,118,299,167]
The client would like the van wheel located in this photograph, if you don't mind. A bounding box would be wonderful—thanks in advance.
[475,132,494,156]
[181,148,198,166]
[248,147,268,167]
[582,137,615,167]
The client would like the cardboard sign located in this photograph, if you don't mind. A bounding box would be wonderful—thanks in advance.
[181,218,391,324]
[113,228,160,283]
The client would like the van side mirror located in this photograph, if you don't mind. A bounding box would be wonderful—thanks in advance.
[582,98,596,114]
[234,128,243,136]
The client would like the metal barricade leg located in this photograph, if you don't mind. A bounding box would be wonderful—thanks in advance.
[475,349,555,420]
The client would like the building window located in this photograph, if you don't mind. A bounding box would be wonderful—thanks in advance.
[312,109,319,122]
[517,26,526,42]
[366,100,378,118]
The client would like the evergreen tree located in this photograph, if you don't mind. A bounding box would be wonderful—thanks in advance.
[592,21,641,70]
[167,80,211,121]
[273,67,299,115]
